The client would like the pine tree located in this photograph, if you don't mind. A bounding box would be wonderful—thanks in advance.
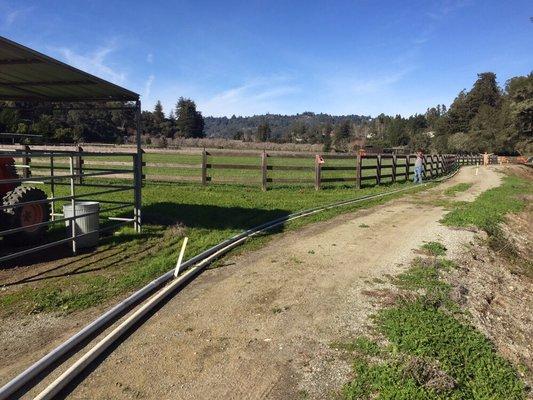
[153,100,165,124]
[333,120,351,151]
[256,121,271,142]
[322,124,332,152]
[175,97,205,138]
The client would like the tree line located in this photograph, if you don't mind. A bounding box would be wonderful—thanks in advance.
[0,97,205,145]
[0,71,531,154]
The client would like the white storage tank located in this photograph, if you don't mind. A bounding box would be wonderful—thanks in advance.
[63,201,100,248]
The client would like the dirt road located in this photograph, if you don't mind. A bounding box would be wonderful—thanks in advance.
[46,165,500,400]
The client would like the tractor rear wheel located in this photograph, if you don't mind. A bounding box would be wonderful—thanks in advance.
[2,186,51,245]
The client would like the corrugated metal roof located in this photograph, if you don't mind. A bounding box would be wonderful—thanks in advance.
[0,36,139,102]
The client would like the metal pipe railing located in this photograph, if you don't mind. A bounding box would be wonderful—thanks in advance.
[0,148,142,263]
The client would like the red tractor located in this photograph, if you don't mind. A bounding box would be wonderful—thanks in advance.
[0,157,51,244]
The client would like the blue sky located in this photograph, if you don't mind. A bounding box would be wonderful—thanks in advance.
[1,0,532,117]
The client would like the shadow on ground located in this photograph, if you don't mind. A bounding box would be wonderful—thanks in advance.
[1,203,290,284]
[142,202,290,231]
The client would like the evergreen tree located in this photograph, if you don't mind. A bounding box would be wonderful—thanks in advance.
[466,72,502,117]
[153,100,165,124]
[256,121,271,142]
[175,97,205,138]
[505,73,533,154]
[322,123,332,152]
[333,120,351,151]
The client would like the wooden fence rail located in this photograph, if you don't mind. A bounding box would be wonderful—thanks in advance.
[6,144,503,191]
[7,146,508,190]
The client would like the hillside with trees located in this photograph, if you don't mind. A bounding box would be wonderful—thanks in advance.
[0,72,531,154]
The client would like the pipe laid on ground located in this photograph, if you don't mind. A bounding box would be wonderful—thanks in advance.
[0,169,458,400]
[34,197,358,399]
[34,235,248,400]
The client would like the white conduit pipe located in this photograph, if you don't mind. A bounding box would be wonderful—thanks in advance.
[35,204,337,399]
[0,168,459,400]
[34,236,248,400]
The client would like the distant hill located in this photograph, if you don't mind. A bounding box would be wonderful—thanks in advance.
[203,112,371,140]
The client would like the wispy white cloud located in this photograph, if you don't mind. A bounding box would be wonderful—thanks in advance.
[428,0,472,20]
[415,0,472,45]
[53,42,126,84]
[146,53,154,63]
[0,5,34,29]
[143,74,155,98]
[348,67,414,95]
[200,76,300,116]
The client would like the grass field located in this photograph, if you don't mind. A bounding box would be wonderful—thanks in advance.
[0,148,451,315]
[0,176,431,316]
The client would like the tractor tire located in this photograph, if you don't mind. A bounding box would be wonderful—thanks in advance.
[2,186,51,245]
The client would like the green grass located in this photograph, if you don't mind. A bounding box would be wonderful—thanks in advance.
[331,337,381,357]
[441,174,532,259]
[421,241,447,256]
[444,183,473,196]
[0,178,433,315]
[441,175,530,232]
[341,248,526,400]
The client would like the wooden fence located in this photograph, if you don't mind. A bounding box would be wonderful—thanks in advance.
[3,145,462,191]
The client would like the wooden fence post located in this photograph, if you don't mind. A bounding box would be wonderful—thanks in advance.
[405,155,410,181]
[22,144,31,178]
[314,154,321,191]
[75,145,83,184]
[356,153,362,189]
[201,148,207,185]
[376,154,381,185]
[261,151,267,191]
[430,155,436,177]
[392,154,397,183]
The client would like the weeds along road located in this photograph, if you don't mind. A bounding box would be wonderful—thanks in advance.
[53,166,503,399]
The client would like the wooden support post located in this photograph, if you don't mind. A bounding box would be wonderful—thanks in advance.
[134,99,142,233]
[376,154,381,185]
[356,153,362,189]
[133,150,143,233]
[50,156,55,221]
[391,154,397,183]
[22,144,30,178]
[405,155,410,181]
[430,155,436,177]
[201,148,208,185]
[314,154,321,191]
[75,145,83,184]
[261,151,267,191]
[69,156,77,255]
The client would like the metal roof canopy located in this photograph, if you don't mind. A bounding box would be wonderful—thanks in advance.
[0,36,143,236]
[0,36,139,102]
